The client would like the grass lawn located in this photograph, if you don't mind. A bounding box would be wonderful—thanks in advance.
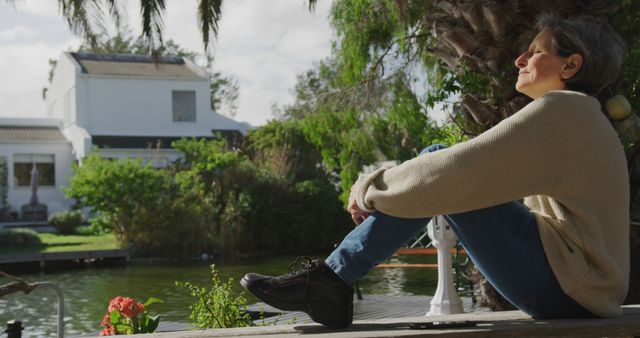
[0,233,121,255]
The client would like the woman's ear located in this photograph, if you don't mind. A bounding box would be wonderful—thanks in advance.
[561,53,583,80]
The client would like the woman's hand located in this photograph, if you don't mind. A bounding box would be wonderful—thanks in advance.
[348,184,369,225]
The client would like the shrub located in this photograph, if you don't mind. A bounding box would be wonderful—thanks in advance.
[64,152,170,241]
[243,175,351,254]
[0,228,42,247]
[49,210,84,235]
[64,151,219,257]
[64,138,351,258]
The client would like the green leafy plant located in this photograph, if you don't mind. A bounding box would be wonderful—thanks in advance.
[176,265,253,328]
[99,296,163,336]
[49,210,84,235]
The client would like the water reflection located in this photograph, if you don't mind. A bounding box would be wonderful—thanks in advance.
[0,254,458,337]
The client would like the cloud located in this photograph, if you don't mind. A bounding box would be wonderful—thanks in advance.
[0,25,35,41]
[211,0,333,124]
[9,0,59,18]
[277,27,331,64]
[0,2,81,117]
[0,2,83,46]
[0,42,69,117]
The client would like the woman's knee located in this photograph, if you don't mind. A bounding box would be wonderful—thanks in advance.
[419,144,448,156]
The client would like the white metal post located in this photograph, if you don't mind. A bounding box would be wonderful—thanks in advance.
[426,215,463,316]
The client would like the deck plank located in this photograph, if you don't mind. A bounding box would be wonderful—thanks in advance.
[248,294,480,325]
[102,304,640,337]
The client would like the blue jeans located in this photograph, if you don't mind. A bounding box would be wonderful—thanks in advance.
[325,144,594,319]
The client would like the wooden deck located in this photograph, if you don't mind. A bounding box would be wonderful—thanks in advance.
[71,294,463,336]
[0,249,130,264]
[83,304,640,337]
[247,294,480,326]
[0,249,130,272]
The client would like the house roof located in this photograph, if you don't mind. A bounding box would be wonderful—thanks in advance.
[92,131,244,149]
[70,53,204,79]
[0,126,67,143]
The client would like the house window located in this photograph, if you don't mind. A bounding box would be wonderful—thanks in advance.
[172,90,196,122]
[13,154,55,187]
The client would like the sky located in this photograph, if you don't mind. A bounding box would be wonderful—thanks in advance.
[0,0,334,127]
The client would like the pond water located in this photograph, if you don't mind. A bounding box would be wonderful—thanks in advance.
[0,254,471,337]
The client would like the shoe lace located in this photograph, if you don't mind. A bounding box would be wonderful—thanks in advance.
[287,256,315,315]
[286,256,313,276]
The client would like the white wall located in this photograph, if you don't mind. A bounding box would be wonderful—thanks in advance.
[47,53,249,161]
[0,141,75,217]
[81,75,242,136]
[46,53,80,124]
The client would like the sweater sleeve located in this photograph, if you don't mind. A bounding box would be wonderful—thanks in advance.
[354,91,592,218]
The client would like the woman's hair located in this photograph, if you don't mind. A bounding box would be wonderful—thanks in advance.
[535,13,626,100]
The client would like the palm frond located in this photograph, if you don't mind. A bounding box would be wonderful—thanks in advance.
[103,0,122,29]
[55,0,125,51]
[139,0,166,52]
[58,0,99,49]
[197,0,222,51]
[308,0,317,12]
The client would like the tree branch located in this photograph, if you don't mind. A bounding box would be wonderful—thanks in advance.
[0,271,37,298]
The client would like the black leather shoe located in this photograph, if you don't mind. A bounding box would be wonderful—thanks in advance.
[240,257,354,328]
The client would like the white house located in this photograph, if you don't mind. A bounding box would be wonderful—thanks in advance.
[0,52,249,220]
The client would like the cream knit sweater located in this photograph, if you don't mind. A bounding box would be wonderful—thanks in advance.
[354,90,629,317]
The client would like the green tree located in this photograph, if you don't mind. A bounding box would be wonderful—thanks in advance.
[172,136,351,255]
[273,57,454,204]
[245,119,325,183]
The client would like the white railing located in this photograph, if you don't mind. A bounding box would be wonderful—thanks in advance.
[426,215,463,315]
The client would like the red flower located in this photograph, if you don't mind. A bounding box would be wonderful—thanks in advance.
[105,296,143,318]
[107,296,125,313]
[119,297,138,318]
[99,326,115,336]
[100,313,110,326]
[99,296,157,335]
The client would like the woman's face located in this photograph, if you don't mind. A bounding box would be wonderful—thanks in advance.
[514,29,570,99]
